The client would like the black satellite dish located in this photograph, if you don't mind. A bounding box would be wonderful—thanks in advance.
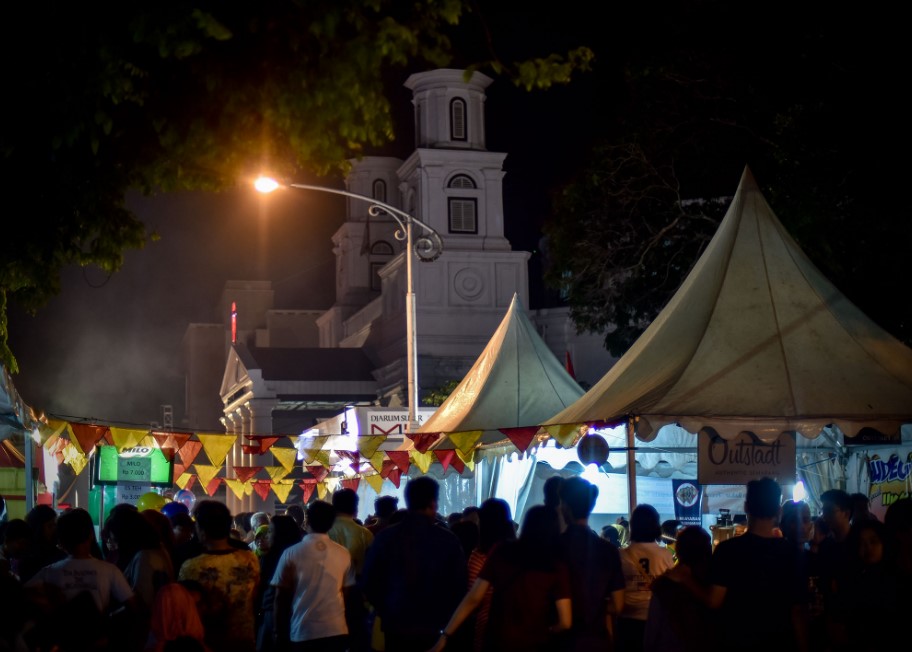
[577,433,610,466]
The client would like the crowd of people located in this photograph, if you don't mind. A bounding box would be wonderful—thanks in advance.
[0,479,910,652]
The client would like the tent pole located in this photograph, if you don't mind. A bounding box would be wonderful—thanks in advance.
[626,416,637,516]
[24,428,35,512]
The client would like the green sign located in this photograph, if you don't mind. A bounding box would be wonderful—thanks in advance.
[93,445,173,487]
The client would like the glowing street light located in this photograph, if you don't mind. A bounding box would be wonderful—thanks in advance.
[254,176,443,432]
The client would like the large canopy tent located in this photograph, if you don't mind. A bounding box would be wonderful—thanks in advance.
[416,292,585,454]
[545,166,912,512]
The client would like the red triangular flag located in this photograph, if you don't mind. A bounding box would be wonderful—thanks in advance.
[69,424,109,456]
[253,480,272,501]
[173,463,186,480]
[299,481,316,504]
[306,465,329,483]
[246,435,282,453]
[159,447,177,463]
[242,443,263,455]
[341,478,360,491]
[450,455,466,475]
[434,449,457,473]
[379,459,397,479]
[565,351,576,379]
[204,477,222,496]
[181,475,197,492]
[179,440,203,467]
[408,432,438,453]
[336,450,360,465]
[499,426,540,454]
[233,466,262,483]
[386,451,411,474]
[388,466,403,488]
[153,432,192,453]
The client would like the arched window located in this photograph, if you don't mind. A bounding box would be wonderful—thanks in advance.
[372,179,387,203]
[450,98,467,141]
[448,174,476,189]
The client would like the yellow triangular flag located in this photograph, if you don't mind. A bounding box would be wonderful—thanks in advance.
[410,449,434,474]
[62,442,88,475]
[301,448,318,465]
[272,479,295,503]
[139,434,157,448]
[197,433,237,467]
[357,435,386,459]
[224,478,245,499]
[176,473,194,490]
[456,448,476,472]
[109,427,147,453]
[365,474,384,494]
[313,450,331,468]
[38,420,67,447]
[264,466,289,482]
[544,423,583,448]
[367,451,385,473]
[47,419,75,450]
[325,477,341,493]
[287,435,299,448]
[272,447,298,472]
[447,430,483,456]
[244,480,255,496]
[194,464,221,487]
[316,481,328,500]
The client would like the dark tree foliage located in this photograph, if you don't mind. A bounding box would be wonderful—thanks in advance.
[0,1,592,372]
[543,1,910,356]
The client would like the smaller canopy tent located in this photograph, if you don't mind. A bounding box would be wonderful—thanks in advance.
[417,293,585,452]
[545,166,912,443]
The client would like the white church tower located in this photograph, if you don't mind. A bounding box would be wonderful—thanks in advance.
[318,69,530,405]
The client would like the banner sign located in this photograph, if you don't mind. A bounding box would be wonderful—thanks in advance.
[366,409,434,436]
[866,447,912,521]
[698,431,796,485]
[672,479,704,525]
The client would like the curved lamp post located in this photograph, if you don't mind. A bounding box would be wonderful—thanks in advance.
[254,176,443,432]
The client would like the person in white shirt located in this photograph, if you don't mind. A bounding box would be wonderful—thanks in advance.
[272,500,355,652]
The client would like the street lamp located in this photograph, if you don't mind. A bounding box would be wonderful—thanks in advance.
[254,176,443,432]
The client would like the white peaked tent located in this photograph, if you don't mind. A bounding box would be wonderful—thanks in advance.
[417,293,585,450]
[547,166,912,448]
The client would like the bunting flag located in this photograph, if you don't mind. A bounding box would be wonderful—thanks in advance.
[176,473,195,490]
[325,477,341,493]
[272,447,298,471]
[158,447,177,462]
[197,433,238,467]
[264,466,290,482]
[242,444,262,455]
[152,432,192,453]
[194,464,221,488]
[379,460,397,479]
[456,448,476,472]
[386,451,411,475]
[299,481,316,504]
[544,423,584,448]
[62,441,88,475]
[450,455,466,475]
[408,432,438,454]
[246,435,282,453]
[244,480,255,496]
[253,480,272,501]
[37,420,68,447]
[204,477,222,496]
[224,478,246,499]
[388,466,403,488]
[434,449,457,473]
[312,450,332,469]
[336,450,360,466]
[68,423,109,456]
[173,463,187,480]
[446,430,483,456]
[364,474,384,494]
[109,427,147,452]
[367,451,385,474]
[179,440,203,467]
[101,430,114,446]
[341,478,360,492]
[272,480,295,503]
[182,475,198,492]
[357,435,386,459]
[316,482,328,500]
[410,449,434,474]
[232,466,263,483]
[499,426,541,454]
[288,435,300,448]
[306,465,329,483]
[139,434,157,448]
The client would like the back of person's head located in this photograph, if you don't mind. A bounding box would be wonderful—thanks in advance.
[374,495,399,519]
[331,488,359,516]
[744,477,782,519]
[405,476,439,512]
[192,500,232,540]
[462,505,481,526]
[478,498,516,553]
[105,505,162,565]
[306,500,336,534]
[660,519,682,544]
[57,507,95,553]
[25,504,58,543]
[674,526,712,576]
[285,504,306,528]
[1,518,31,549]
[601,524,620,546]
[560,476,598,521]
[850,492,874,521]
[268,514,302,556]
[170,511,195,530]
[629,504,662,543]
[451,519,479,559]
[518,505,561,563]
[543,476,564,509]
[885,497,912,535]
[142,508,174,549]
[820,488,852,513]
[234,511,253,535]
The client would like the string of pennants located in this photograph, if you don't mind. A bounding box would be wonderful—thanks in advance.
[33,416,609,503]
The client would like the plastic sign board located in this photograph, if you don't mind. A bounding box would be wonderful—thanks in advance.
[698,431,796,485]
[94,445,173,487]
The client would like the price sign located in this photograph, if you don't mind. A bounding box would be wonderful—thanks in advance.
[116,481,150,505]
[118,456,152,484]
